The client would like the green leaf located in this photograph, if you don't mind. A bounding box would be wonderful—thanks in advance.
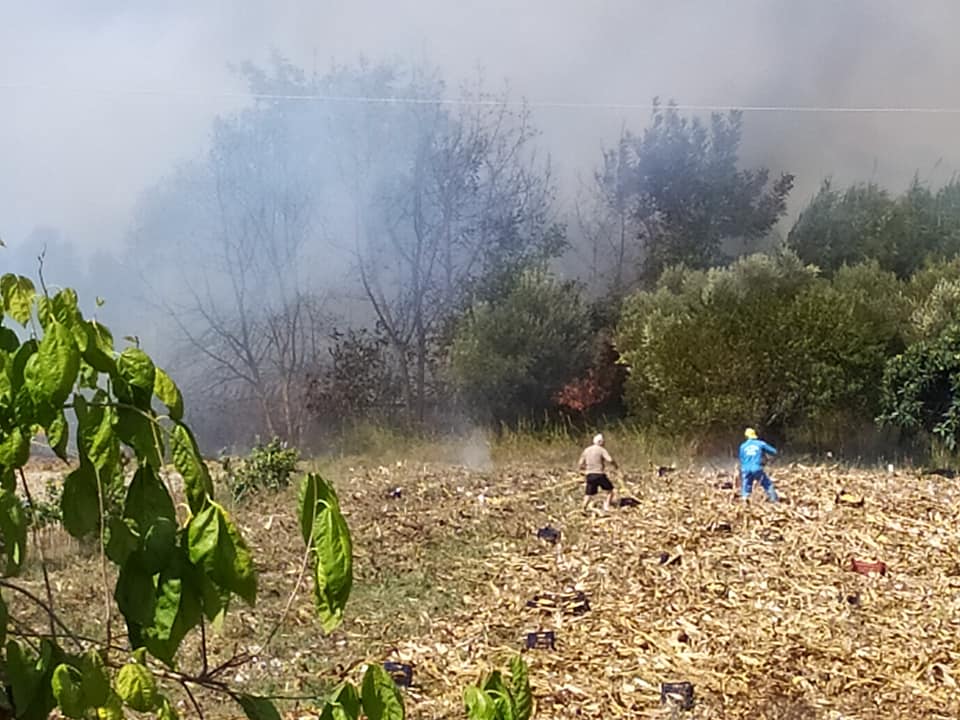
[105,516,139,566]
[0,426,29,468]
[117,347,156,408]
[158,697,180,720]
[154,368,184,421]
[188,504,256,604]
[115,564,156,628]
[1,275,35,326]
[141,516,177,574]
[236,694,282,720]
[508,656,533,720]
[300,474,353,632]
[123,465,176,529]
[0,327,17,353]
[361,664,405,720]
[79,650,111,707]
[0,488,27,574]
[60,463,100,538]
[96,693,124,720]
[24,322,80,409]
[321,683,362,720]
[6,639,57,720]
[187,504,219,565]
[143,554,203,665]
[75,401,118,473]
[171,422,213,513]
[52,664,86,719]
[47,410,69,461]
[116,661,159,712]
[81,322,115,374]
[115,406,163,468]
[464,686,497,720]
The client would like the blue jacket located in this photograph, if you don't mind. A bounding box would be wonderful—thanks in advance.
[739,438,777,474]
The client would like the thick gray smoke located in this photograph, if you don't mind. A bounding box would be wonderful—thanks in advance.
[4,0,960,353]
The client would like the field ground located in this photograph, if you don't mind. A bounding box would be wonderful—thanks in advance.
[9,442,960,719]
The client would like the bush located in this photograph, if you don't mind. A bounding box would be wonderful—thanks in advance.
[224,437,300,501]
[616,253,908,440]
[449,270,592,424]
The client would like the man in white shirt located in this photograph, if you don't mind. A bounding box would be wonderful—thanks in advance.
[578,433,618,512]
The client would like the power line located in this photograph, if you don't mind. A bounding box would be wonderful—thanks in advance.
[3,81,960,115]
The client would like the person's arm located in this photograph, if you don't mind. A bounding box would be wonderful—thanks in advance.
[603,448,617,469]
[762,442,777,456]
[578,450,587,472]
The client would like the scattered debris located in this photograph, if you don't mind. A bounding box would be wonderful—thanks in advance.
[526,590,590,616]
[835,490,865,507]
[536,526,561,544]
[849,558,888,576]
[383,661,414,687]
[661,681,695,710]
[617,497,640,508]
[524,630,556,650]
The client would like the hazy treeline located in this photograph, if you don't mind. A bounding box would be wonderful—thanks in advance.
[16,56,960,454]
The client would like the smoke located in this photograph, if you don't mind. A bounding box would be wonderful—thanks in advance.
[457,427,494,473]
[5,0,960,365]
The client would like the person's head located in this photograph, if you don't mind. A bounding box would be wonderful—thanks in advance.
[593,433,604,446]
[744,427,758,440]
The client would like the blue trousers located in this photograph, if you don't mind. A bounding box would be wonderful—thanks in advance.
[741,470,779,502]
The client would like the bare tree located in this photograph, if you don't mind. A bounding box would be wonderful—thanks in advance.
[349,84,561,423]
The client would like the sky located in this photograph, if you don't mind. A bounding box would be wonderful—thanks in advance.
[4,0,960,258]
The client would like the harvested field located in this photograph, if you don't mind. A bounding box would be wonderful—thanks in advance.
[10,456,960,719]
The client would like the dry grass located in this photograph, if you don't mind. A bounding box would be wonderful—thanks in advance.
[8,452,960,719]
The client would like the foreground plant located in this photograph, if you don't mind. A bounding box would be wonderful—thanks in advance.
[463,656,532,720]
[0,274,402,719]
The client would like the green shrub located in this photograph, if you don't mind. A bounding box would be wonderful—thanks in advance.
[224,437,300,501]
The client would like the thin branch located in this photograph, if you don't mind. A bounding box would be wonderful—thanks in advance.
[181,681,205,720]
[0,579,84,649]
[94,463,113,660]
[17,468,56,639]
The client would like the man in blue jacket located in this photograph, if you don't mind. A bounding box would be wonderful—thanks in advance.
[738,428,779,502]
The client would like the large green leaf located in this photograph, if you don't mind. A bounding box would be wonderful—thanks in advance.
[24,322,80,409]
[115,661,159,712]
[79,650,111,707]
[52,664,86,719]
[463,686,497,720]
[80,322,115,374]
[143,554,203,665]
[299,474,353,632]
[171,422,213,513]
[1,275,35,326]
[0,488,27,574]
[320,683,362,720]
[361,664,405,720]
[508,656,533,720]
[0,426,29,469]
[123,465,176,529]
[188,504,256,604]
[60,463,101,538]
[6,639,57,720]
[115,406,163,468]
[75,400,118,473]
[116,347,156,409]
[236,695,282,720]
[481,671,517,720]
[154,368,184,421]
[115,564,156,628]
[105,517,139,566]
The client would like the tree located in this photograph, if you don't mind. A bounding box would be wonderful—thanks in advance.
[788,177,960,278]
[584,101,793,285]
[449,270,591,424]
[130,71,331,446]
[879,325,960,450]
[0,272,366,719]
[616,253,907,441]
[348,75,564,423]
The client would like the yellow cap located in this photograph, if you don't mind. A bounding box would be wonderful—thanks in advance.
[744,428,758,439]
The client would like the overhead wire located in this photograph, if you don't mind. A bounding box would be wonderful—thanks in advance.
[2,81,960,114]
